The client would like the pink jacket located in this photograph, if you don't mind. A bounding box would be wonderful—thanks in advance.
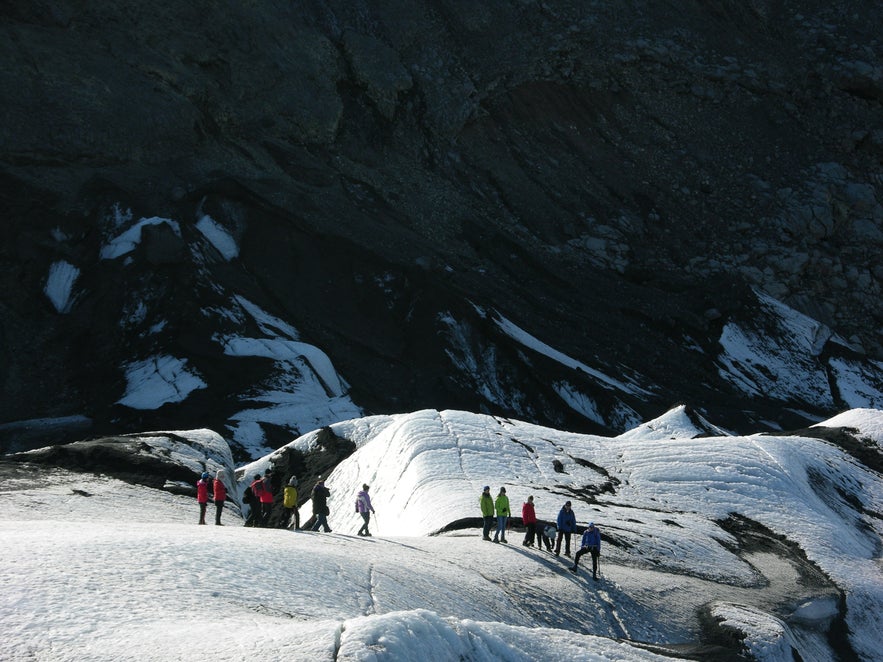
[196,479,210,504]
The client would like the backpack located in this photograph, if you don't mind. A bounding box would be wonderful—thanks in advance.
[244,486,254,502]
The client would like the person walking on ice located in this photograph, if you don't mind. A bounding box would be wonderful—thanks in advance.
[283,476,299,530]
[569,522,601,579]
[493,487,510,543]
[522,495,538,547]
[213,470,227,526]
[480,486,494,540]
[355,484,376,536]
[555,501,576,557]
[311,477,332,532]
[196,472,211,525]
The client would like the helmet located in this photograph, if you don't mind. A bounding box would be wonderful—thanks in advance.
[288,477,298,486]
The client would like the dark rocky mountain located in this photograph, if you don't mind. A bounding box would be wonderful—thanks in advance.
[2,0,882,458]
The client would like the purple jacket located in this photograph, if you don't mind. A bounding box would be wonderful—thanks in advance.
[356,490,374,513]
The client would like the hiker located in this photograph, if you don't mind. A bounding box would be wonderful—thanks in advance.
[493,487,510,543]
[258,469,275,527]
[283,476,299,530]
[555,501,577,557]
[245,473,263,527]
[570,522,602,579]
[522,495,538,547]
[213,469,227,526]
[196,472,211,525]
[311,478,332,532]
[480,486,495,540]
[355,484,376,536]
[539,521,556,552]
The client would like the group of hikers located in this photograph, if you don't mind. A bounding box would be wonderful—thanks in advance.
[197,469,376,536]
[480,486,602,579]
[197,473,599,578]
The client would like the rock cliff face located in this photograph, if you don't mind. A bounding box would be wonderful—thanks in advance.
[1,0,882,456]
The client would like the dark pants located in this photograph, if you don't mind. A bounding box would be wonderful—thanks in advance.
[555,531,572,556]
[245,500,261,526]
[312,512,331,532]
[215,500,225,525]
[260,502,272,527]
[482,516,494,539]
[574,546,600,575]
[523,522,538,546]
[358,512,371,535]
[199,502,207,524]
[540,532,553,550]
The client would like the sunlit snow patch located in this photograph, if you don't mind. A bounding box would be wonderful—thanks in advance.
[43,260,80,313]
[495,313,652,396]
[117,355,207,409]
[828,357,883,409]
[716,292,834,407]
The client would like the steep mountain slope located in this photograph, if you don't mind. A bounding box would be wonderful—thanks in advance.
[1,1,882,453]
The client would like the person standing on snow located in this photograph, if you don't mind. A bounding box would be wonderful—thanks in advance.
[539,521,556,552]
[493,487,510,543]
[244,474,263,527]
[283,476,300,530]
[213,469,228,526]
[196,472,211,525]
[355,484,376,536]
[258,469,275,527]
[555,501,577,557]
[480,486,495,540]
[521,495,539,547]
[311,478,332,532]
[570,522,601,579]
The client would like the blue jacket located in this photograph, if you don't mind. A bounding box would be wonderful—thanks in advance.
[581,527,601,550]
[556,506,576,533]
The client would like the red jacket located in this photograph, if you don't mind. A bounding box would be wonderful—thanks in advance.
[258,477,274,504]
[213,479,227,502]
[197,479,210,504]
[522,501,537,524]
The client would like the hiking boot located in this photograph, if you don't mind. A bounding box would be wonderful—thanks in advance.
[500,538,507,544]
[482,536,492,541]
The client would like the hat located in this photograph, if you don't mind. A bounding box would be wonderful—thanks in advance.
[288,477,298,486]
[588,522,595,527]
[483,486,490,491]
[363,484,370,490]
[216,470,225,478]
[565,501,571,506]
[201,472,209,479]
[500,487,506,493]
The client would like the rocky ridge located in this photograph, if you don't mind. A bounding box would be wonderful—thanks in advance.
[1,0,881,455]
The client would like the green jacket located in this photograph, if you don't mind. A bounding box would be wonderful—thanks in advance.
[495,494,510,517]
[480,493,495,517]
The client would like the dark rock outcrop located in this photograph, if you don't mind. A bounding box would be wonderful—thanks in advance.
[1,0,881,454]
